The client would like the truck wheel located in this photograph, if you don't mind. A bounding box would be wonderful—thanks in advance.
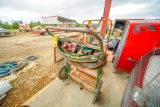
[21,29,25,32]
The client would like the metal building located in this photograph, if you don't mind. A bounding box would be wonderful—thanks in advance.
[41,15,76,26]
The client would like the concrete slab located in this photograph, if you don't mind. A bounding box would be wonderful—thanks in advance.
[24,62,129,107]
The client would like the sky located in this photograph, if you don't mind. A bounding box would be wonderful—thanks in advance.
[0,0,160,24]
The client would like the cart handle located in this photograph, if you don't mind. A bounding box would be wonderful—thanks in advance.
[98,18,113,40]
[82,20,94,27]
[82,19,113,40]
[82,19,112,29]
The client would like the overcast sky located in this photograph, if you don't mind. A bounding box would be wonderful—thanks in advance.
[0,0,159,24]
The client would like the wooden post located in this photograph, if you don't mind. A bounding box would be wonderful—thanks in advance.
[54,47,56,63]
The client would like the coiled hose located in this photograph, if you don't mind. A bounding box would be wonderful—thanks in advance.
[0,56,38,77]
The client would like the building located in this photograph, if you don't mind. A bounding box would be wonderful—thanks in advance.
[41,15,77,26]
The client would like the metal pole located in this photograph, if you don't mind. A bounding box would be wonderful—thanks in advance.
[100,0,112,38]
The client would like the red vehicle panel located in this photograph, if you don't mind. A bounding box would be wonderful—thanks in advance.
[113,20,160,73]
[31,29,59,35]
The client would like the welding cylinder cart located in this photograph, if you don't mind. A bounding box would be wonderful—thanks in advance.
[45,19,112,104]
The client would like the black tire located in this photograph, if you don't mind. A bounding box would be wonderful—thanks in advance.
[21,29,25,32]
[58,65,68,80]
[92,80,103,105]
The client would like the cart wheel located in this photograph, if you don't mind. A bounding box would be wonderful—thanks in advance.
[92,80,103,105]
[58,64,68,80]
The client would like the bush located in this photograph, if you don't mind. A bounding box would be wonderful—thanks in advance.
[12,22,19,29]
[29,23,36,28]
[0,21,12,30]
[41,24,45,28]
[0,20,20,30]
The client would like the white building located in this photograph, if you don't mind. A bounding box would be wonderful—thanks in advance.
[41,15,76,26]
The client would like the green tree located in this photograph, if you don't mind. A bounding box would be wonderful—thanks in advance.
[36,21,41,25]
[29,23,36,28]
[12,22,19,29]
[41,23,45,28]
[2,22,12,30]
[29,21,35,28]
[0,20,3,26]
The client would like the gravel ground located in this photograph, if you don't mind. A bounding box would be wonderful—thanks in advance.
[0,31,79,107]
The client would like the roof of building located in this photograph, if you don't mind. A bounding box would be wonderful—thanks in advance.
[41,15,75,22]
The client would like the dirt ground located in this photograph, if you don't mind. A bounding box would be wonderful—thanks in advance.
[0,31,80,107]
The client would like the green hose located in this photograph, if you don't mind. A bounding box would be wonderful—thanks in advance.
[45,27,104,52]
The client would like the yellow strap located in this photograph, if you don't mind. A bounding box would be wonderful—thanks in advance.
[52,36,58,47]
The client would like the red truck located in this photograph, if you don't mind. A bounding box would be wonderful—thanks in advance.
[31,28,59,35]
[19,24,31,32]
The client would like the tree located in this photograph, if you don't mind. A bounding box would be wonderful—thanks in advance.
[2,22,12,30]
[36,21,41,25]
[30,21,34,24]
[29,21,36,28]
[41,23,45,28]
[12,22,19,29]
[0,20,2,26]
